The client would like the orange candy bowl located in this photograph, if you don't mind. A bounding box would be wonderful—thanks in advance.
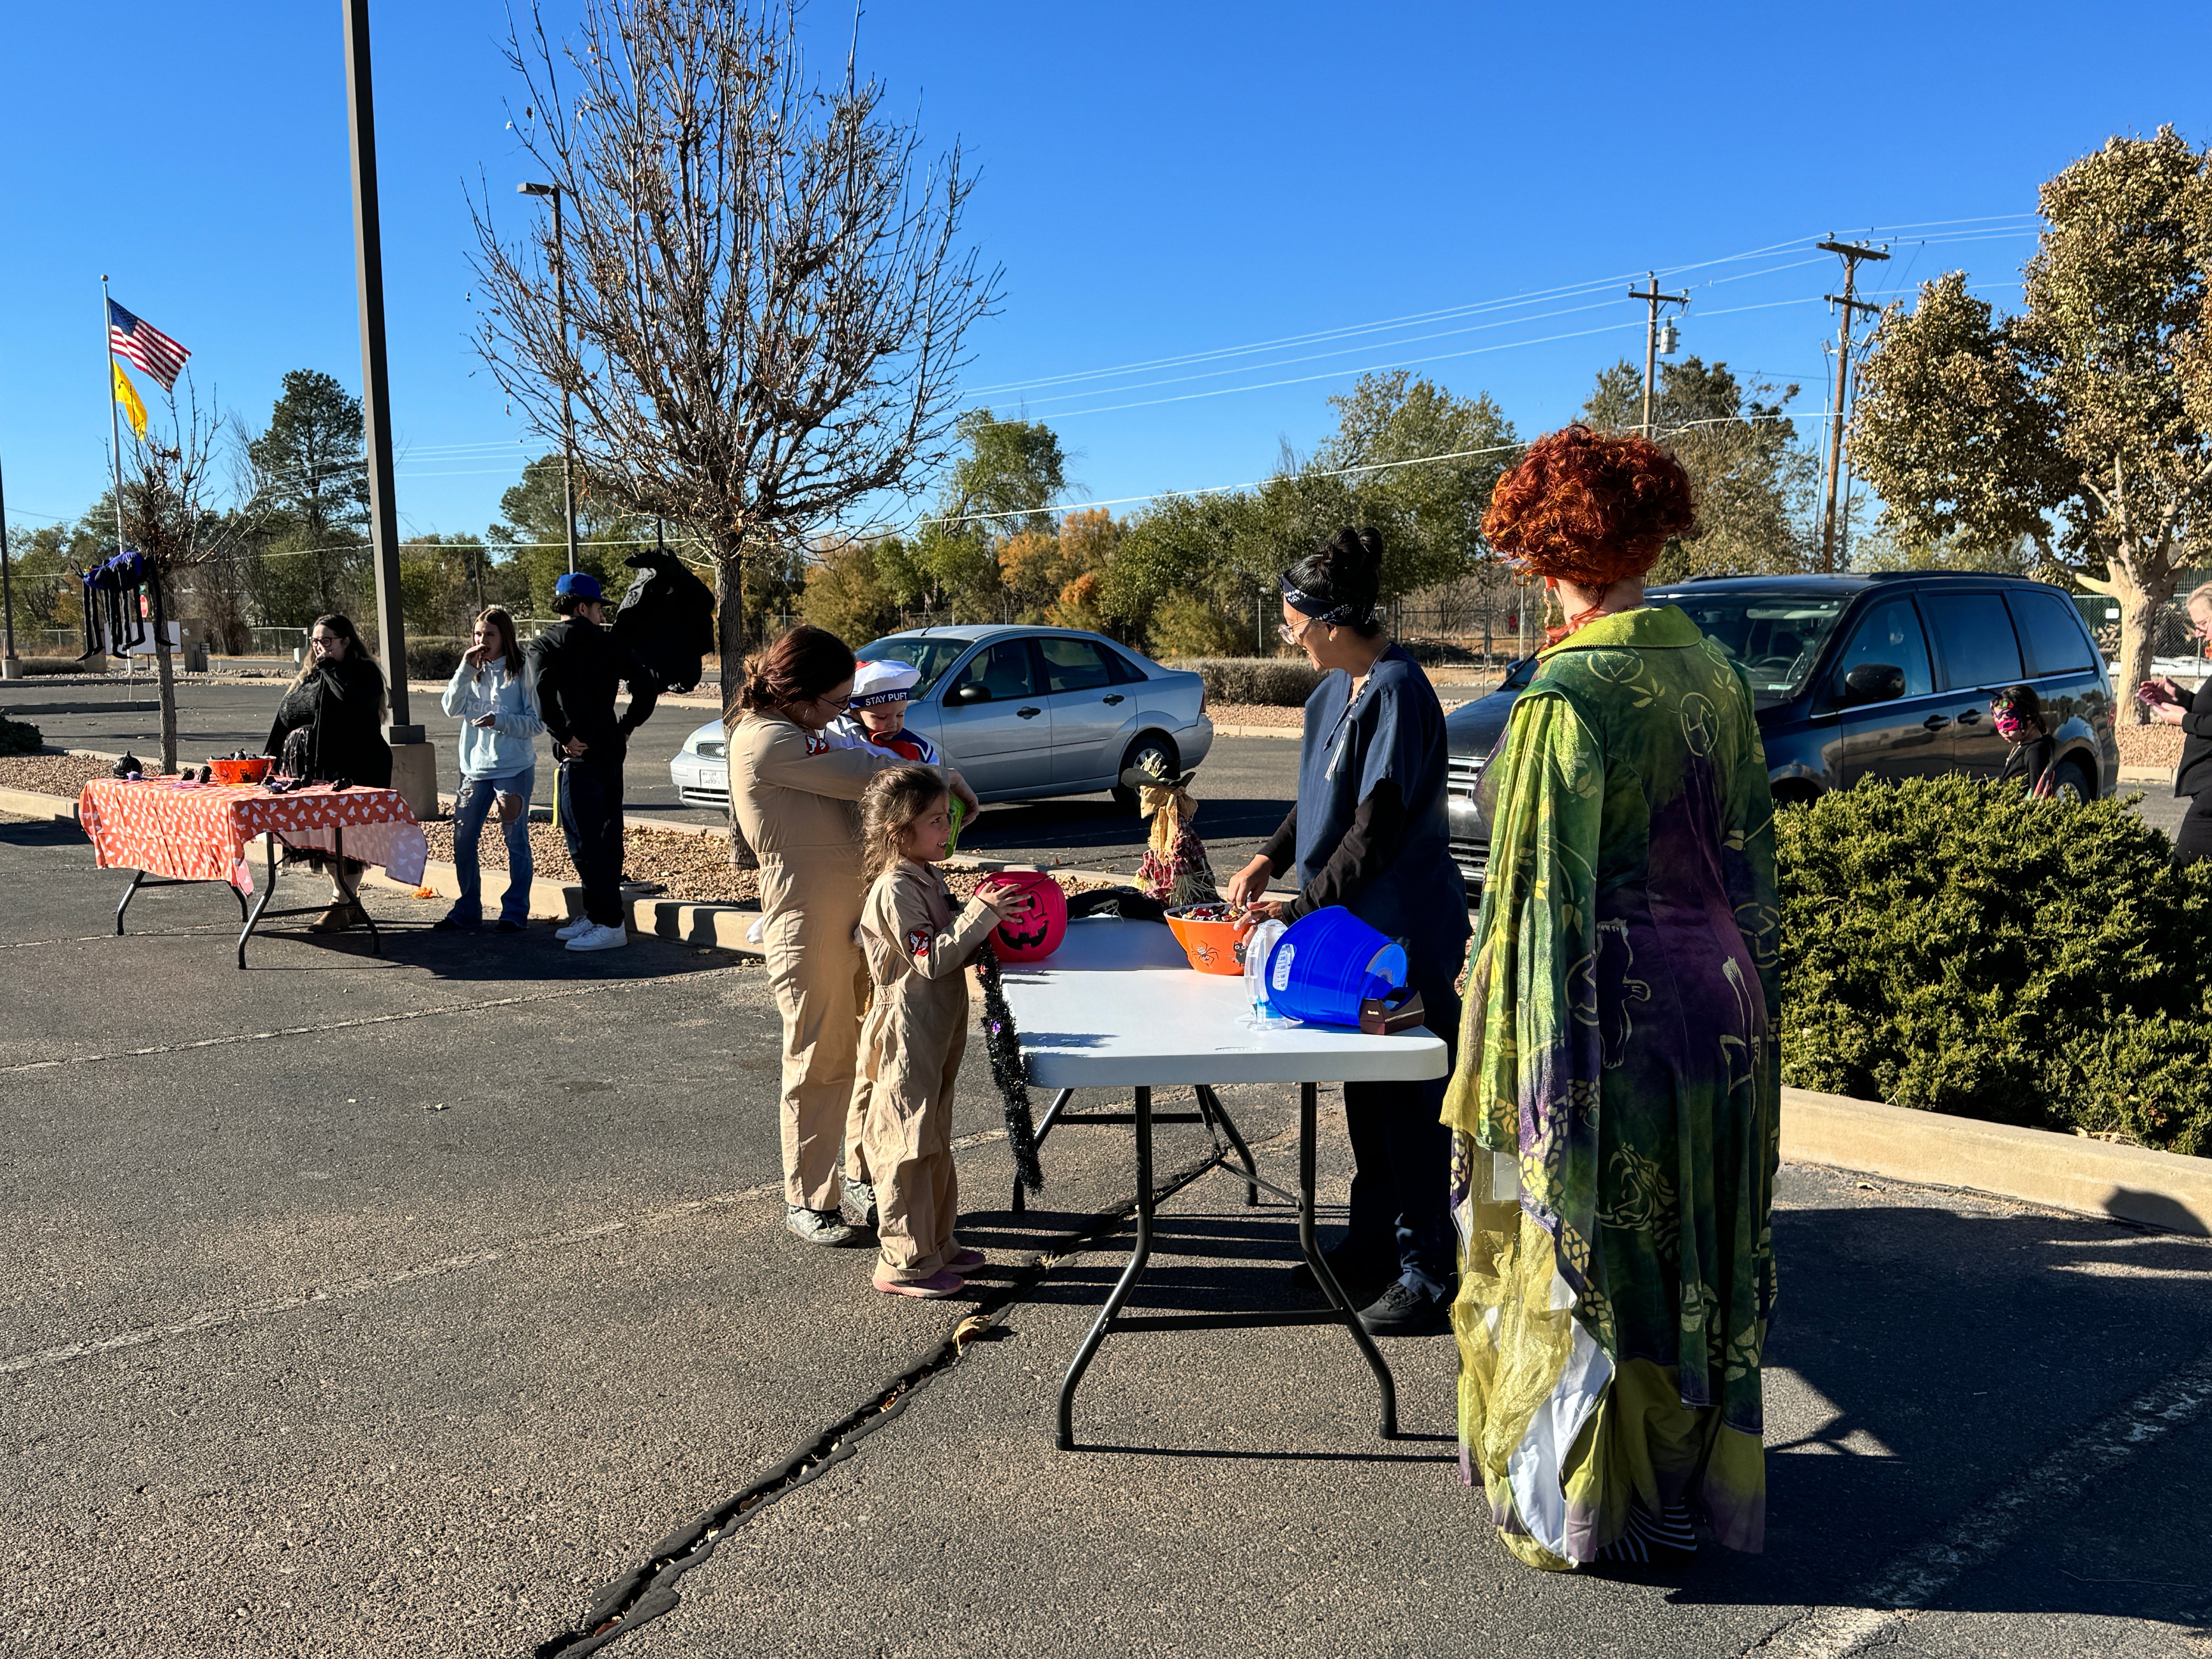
[1164,905,1254,976]
[208,756,274,785]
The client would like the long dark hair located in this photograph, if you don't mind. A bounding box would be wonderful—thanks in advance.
[739,624,856,713]
[291,613,388,717]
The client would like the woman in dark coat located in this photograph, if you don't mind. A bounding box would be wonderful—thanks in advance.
[266,613,392,930]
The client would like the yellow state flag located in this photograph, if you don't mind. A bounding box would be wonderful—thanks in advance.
[112,359,146,441]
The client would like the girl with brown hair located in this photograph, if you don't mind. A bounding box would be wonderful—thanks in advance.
[437,606,544,932]
[1449,425,1779,1569]
[729,625,980,1246]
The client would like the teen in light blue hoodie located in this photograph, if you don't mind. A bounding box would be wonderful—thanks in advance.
[436,607,544,931]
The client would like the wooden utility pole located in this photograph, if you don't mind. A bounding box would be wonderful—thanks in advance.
[1628,272,1688,438]
[1817,238,1889,572]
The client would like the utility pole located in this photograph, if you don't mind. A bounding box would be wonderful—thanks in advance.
[1817,237,1888,573]
[0,450,16,677]
[518,182,578,576]
[1628,272,1688,438]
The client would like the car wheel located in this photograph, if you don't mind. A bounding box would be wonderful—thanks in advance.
[1112,733,1180,812]
[2049,759,2095,803]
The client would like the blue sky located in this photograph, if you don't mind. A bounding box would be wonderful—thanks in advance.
[3,2,2208,546]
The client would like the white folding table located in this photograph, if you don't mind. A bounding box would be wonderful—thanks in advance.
[999,917,1449,1449]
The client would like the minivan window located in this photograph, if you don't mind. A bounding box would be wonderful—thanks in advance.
[1833,597,1934,699]
[2008,591,2097,678]
[1664,596,1848,702]
[1922,592,2024,690]
[857,636,972,699]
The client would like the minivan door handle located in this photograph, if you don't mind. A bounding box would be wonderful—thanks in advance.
[1922,714,1952,732]
[1017,706,1042,719]
[1103,694,1125,705]
[1955,708,1982,725]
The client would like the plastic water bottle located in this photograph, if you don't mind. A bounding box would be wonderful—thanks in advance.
[1242,918,1294,1029]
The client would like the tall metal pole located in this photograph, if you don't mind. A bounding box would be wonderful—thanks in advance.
[1627,273,1688,440]
[1817,239,1889,574]
[101,277,128,560]
[342,0,417,737]
[555,188,578,577]
[0,451,17,675]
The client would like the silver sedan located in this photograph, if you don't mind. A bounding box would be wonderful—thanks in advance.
[671,625,1214,807]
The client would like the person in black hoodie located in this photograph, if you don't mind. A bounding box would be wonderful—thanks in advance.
[2142,582,2212,864]
[266,613,392,932]
[526,572,658,951]
[1990,684,2057,797]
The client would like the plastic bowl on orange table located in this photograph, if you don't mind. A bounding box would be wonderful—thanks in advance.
[208,756,274,785]
[1164,904,1255,976]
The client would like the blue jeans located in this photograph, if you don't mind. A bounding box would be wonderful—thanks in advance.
[449,767,535,925]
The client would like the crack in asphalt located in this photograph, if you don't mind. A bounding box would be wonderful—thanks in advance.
[1745,1338,2212,1656]
[530,1127,1298,1658]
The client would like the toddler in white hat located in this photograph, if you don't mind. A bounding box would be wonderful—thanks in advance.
[830,658,943,766]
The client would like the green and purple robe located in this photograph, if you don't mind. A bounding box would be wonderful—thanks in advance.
[1444,604,1780,1570]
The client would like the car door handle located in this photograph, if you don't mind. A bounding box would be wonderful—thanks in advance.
[1103,694,1124,705]
[1922,714,1952,732]
[1017,706,1042,719]
[1956,709,1981,725]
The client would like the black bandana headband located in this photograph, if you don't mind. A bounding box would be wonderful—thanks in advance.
[1279,572,1374,628]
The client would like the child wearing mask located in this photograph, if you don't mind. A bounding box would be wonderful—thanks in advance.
[854,765,1032,1298]
[1991,684,2056,798]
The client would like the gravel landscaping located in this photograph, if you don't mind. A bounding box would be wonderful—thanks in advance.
[0,752,117,798]
[2116,723,2183,768]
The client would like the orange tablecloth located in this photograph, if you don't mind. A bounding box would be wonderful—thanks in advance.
[77,778,428,893]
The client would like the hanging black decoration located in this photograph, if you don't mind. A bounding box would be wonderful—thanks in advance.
[972,939,1044,1193]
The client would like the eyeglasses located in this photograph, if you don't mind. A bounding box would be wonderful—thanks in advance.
[814,692,851,713]
[1276,615,1314,647]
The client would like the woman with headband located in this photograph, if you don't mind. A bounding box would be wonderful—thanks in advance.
[1224,526,1471,1337]
[1448,425,1779,1571]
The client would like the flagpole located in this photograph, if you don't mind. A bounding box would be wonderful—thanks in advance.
[101,276,127,560]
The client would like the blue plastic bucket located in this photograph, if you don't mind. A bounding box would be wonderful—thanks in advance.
[1263,907,1407,1027]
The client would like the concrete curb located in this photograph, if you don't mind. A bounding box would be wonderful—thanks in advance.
[0,785,81,824]
[1209,723,1301,740]
[2117,764,2173,784]
[1782,1086,2211,1236]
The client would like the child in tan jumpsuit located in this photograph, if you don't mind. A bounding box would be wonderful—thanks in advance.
[856,766,1033,1298]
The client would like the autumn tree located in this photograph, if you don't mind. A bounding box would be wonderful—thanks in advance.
[904,411,1066,619]
[470,0,998,859]
[1851,129,2212,713]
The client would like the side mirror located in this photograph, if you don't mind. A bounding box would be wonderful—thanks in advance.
[1840,663,1907,707]
[953,682,993,705]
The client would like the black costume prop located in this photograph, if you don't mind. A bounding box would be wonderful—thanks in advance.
[611,548,716,695]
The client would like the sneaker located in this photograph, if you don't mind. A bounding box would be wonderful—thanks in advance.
[945,1248,986,1273]
[1289,1242,1391,1302]
[555,915,592,940]
[786,1205,856,1247]
[564,922,630,952]
[872,1268,965,1299]
[432,915,481,932]
[1355,1278,1453,1337]
[841,1180,879,1230]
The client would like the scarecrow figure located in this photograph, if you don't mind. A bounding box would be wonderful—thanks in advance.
[1130,758,1221,910]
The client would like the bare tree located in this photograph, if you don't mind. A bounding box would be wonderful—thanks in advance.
[469,0,999,859]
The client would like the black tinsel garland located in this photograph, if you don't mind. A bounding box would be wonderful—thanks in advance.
[973,939,1044,1193]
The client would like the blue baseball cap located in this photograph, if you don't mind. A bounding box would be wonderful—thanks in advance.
[555,572,604,603]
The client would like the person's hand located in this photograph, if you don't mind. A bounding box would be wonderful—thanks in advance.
[471,713,498,730]
[947,770,981,817]
[1243,899,1288,923]
[2150,699,2186,726]
[2154,675,2182,699]
[562,736,589,757]
[1224,854,1274,910]
[974,880,1034,922]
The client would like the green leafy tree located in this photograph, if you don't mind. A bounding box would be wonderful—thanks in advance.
[486,453,637,615]
[800,537,901,642]
[910,410,1069,617]
[1584,355,1815,579]
[6,522,99,637]
[243,370,370,619]
[1851,128,2212,713]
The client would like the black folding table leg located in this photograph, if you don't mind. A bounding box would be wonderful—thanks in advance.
[1194,1085,1260,1207]
[114,869,147,934]
[1013,1087,1076,1214]
[338,826,380,955]
[1057,1084,1153,1450]
[237,835,278,969]
[1299,1081,1398,1439]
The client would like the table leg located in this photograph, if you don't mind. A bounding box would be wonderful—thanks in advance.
[1013,1087,1076,1214]
[114,869,147,934]
[338,826,380,956]
[1056,1084,1153,1451]
[1300,1082,1398,1439]
[1194,1085,1260,1207]
[237,834,278,970]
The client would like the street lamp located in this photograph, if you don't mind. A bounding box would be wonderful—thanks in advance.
[518,180,579,577]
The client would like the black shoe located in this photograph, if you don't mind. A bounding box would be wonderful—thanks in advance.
[494,919,525,934]
[1355,1278,1453,1336]
[1289,1243,1389,1302]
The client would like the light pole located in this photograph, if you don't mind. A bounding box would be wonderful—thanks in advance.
[0,450,17,677]
[519,181,579,577]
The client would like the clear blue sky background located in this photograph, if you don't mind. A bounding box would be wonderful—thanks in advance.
[3,2,2208,545]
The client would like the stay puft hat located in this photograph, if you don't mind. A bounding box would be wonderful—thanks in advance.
[850,658,921,708]
[554,571,605,603]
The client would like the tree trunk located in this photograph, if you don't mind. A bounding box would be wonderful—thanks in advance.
[716,554,759,870]
[151,568,179,773]
[2078,551,2175,725]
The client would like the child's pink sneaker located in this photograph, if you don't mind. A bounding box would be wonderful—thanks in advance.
[873,1268,965,1299]
[946,1248,987,1273]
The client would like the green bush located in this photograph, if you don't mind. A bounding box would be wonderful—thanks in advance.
[402,637,469,682]
[0,709,41,754]
[1166,657,1325,707]
[1778,775,2212,1156]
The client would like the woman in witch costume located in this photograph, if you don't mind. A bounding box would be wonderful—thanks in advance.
[265,613,393,932]
[1449,425,1779,1570]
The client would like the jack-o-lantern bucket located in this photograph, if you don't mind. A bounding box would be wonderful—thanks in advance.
[978,871,1067,962]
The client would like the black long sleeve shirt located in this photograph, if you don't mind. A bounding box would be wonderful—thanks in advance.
[525,618,656,762]
[1255,780,1407,922]
[2172,687,2212,799]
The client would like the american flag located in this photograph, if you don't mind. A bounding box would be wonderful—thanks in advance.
[108,299,190,392]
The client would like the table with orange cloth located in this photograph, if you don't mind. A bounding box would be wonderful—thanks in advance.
[77,776,428,965]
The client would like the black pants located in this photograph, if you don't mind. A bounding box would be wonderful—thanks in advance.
[1341,969,1463,1289]
[2176,793,2212,867]
[558,756,625,926]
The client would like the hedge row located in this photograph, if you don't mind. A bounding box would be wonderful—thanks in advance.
[1778,774,2212,1158]
[1164,657,1324,707]
[402,638,470,682]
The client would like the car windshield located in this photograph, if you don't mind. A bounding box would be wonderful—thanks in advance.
[1659,594,1850,703]
[855,636,974,699]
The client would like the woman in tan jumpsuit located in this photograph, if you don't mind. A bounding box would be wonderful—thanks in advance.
[730,626,979,1246]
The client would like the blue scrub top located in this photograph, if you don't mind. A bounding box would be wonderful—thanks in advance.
[1293,642,1470,989]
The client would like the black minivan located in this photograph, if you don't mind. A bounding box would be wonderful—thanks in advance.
[1443,572,2119,888]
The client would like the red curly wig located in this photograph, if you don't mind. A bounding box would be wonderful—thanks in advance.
[1482,425,1697,588]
